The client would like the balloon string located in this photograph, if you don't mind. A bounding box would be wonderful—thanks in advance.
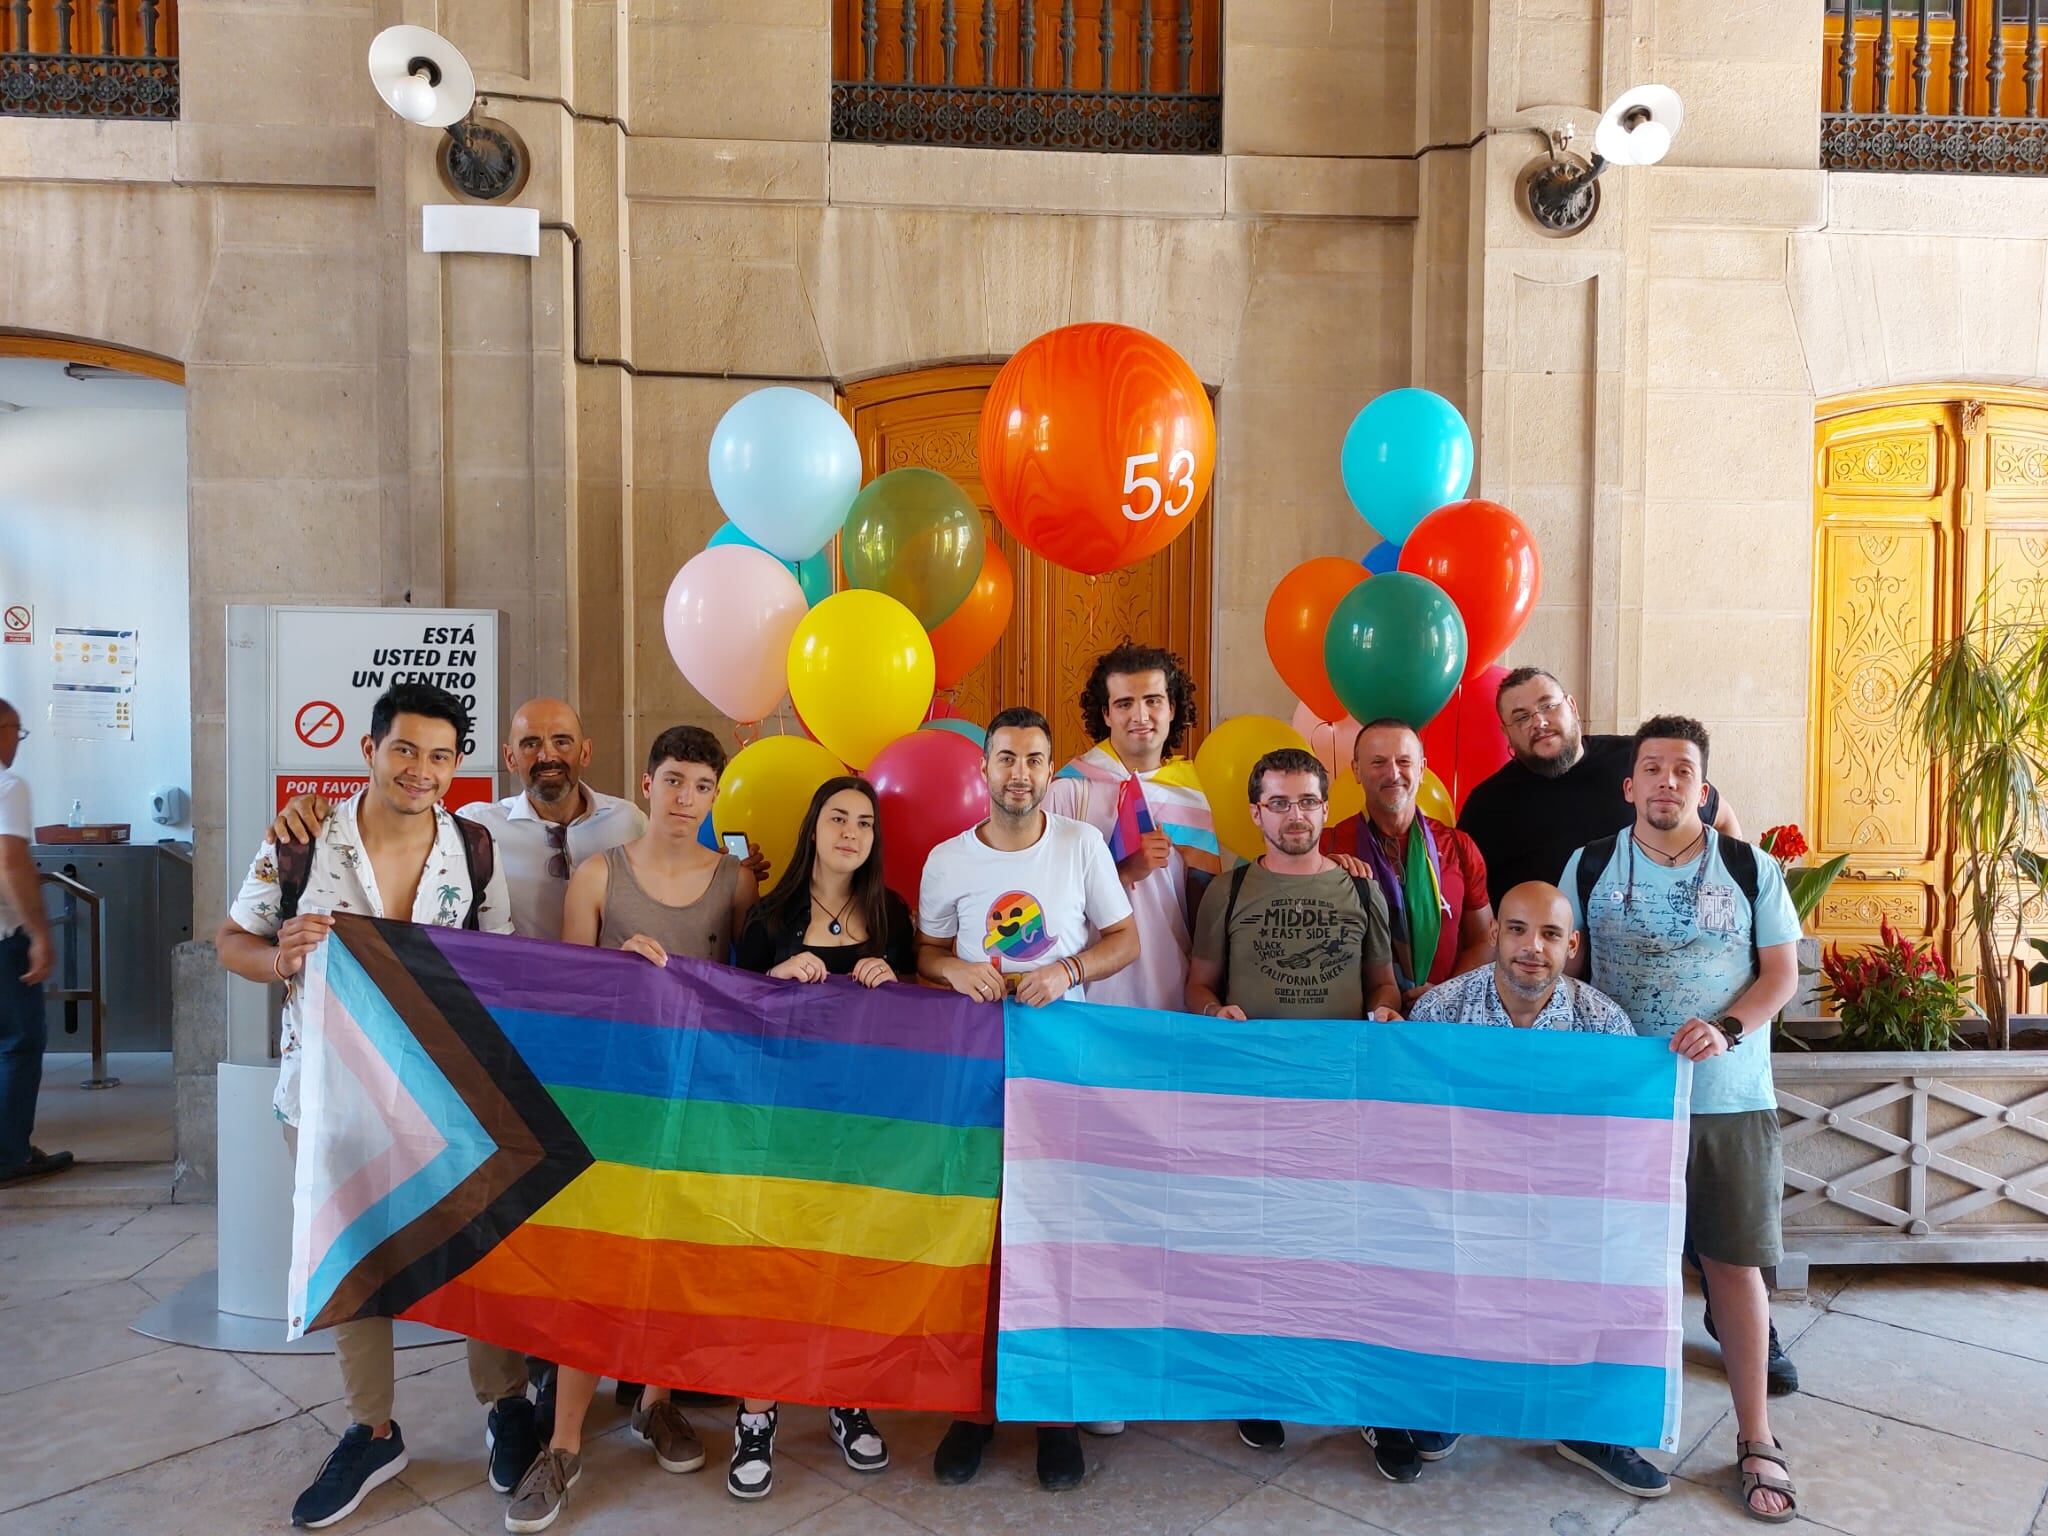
[734,720,759,749]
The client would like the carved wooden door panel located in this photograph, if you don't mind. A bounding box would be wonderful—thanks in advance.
[842,364,1212,767]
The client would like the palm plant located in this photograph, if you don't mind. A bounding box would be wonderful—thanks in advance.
[1898,585,2048,1050]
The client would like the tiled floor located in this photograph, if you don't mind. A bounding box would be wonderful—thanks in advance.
[1,1201,2045,1535]
[0,1052,177,1209]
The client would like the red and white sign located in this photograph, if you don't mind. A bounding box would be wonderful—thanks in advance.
[274,773,495,812]
[293,699,346,750]
[2,605,31,646]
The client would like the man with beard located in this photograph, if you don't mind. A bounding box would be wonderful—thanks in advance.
[1562,718,1801,1523]
[1185,746,1400,1456]
[916,705,1139,1494]
[1392,883,1666,1496]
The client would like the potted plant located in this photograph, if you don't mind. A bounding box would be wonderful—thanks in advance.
[1760,824,1847,1046]
[1819,917,1971,1051]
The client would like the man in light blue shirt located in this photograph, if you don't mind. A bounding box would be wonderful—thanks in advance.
[1561,716,1800,1523]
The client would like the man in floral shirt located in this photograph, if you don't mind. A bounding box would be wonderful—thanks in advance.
[216,682,524,1530]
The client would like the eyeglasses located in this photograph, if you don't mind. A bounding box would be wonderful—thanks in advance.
[3,726,26,742]
[1505,696,1569,730]
[1258,795,1327,816]
[545,822,569,880]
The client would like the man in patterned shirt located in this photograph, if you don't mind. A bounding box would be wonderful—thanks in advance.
[215,682,526,1530]
[1379,882,1668,1500]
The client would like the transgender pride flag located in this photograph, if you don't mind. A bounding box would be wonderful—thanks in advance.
[997,1006,1690,1450]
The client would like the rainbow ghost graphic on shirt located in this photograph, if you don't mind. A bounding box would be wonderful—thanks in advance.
[983,890,1055,964]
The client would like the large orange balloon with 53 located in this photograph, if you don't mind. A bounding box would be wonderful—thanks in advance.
[978,323,1216,576]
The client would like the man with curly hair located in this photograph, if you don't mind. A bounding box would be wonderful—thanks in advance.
[1045,642,1220,1014]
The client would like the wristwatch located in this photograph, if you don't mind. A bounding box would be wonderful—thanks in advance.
[1715,1015,1746,1047]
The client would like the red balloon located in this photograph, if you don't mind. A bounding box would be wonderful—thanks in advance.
[1398,500,1541,681]
[868,729,990,904]
[978,323,1216,576]
[1418,662,1513,808]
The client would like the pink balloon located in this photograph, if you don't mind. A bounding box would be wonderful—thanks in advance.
[663,545,808,724]
[868,728,990,904]
[1291,701,1361,781]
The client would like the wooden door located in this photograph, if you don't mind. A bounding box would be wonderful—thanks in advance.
[841,364,1212,768]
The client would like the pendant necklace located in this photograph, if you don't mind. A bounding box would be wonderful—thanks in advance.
[815,889,854,937]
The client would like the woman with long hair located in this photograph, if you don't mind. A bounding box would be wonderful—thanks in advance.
[724,775,912,1500]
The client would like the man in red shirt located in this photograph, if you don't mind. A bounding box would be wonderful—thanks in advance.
[1323,718,1495,1008]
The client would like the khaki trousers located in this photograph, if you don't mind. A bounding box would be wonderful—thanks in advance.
[283,1125,527,1427]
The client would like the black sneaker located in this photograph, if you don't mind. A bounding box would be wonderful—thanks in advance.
[932,1419,994,1485]
[1036,1426,1085,1491]
[727,1408,776,1500]
[1237,1419,1285,1450]
[1556,1441,1671,1497]
[1413,1431,1462,1461]
[1362,1427,1421,1483]
[828,1407,889,1472]
[1703,1306,1800,1396]
[291,1422,410,1528]
[485,1395,541,1495]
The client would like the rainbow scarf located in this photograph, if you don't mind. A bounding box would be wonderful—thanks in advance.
[288,915,1002,1411]
[1055,744,1220,874]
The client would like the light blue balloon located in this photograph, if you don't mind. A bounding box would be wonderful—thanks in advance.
[1339,388,1473,547]
[1361,540,1401,576]
[707,521,835,606]
[921,718,987,749]
[708,387,861,562]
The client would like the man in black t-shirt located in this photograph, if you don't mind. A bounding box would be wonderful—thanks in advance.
[1457,667,1742,910]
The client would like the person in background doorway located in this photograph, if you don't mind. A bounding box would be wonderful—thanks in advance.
[0,698,69,1188]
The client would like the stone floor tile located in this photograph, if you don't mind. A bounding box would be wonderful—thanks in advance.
[1785,1311,2048,1461]
[361,1507,471,1535]
[128,1230,217,1289]
[1138,1418,1356,1482]
[1613,1473,1850,1535]
[0,1279,170,1394]
[1673,1387,2048,1536]
[1197,1483,1398,1534]
[768,1404,928,1494]
[1827,1265,2048,1364]
[855,1414,1259,1536]
[0,1341,299,1512]
[1275,1430,1650,1536]
[2033,1485,2048,1536]
[775,1492,943,1534]
[0,1409,399,1535]
[237,1337,467,1413]
[1672,1360,1738,1467]
[0,1213,193,1305]
[107,1203,220,1237]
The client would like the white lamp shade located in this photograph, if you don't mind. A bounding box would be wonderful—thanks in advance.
[368,24,476,130]
[1593,84,1684,167]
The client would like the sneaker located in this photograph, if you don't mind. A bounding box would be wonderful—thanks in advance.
[504,1448,579,1534]
[1036,1426,1085,1491]
[1362,1426,1421,1483]
[1556,1440,1671,1497]
[1080,1420,1125,1435]
[1237,1419,1286,1450]
[0,1146,73,1187]
[1702,1303,1799,1396]
[533,1368,557,1447]
[932,1419,993,1485]
[291,1422,410,1528]
[727,1409,776,1500]
[1414,1431,1462,1461]
[828,1406,889,1472]
[633,1397,706,1473]
[485,1395,541,1495]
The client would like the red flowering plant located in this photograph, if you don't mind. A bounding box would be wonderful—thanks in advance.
[1820,916,1971,1052]
[1758,824,1847,926]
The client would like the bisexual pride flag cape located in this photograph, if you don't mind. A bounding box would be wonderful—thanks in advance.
[1055,744,1221,874]
[288,915,1002,1412]
[998,1005,1691,1450]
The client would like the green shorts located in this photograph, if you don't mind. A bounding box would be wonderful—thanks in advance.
[1686,1109,1783,1269]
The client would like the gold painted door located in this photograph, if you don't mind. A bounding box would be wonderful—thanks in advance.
[842,365,1213,768]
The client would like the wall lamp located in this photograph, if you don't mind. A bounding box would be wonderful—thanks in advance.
[368,24,529,203]
[1519,85,1685,238]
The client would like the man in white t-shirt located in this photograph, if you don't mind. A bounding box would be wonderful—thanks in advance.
[0,698,70,1187]
[917,705,1137,1496]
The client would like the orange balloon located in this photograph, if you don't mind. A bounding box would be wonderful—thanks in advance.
[1266,557,1371,725]
[978,323,1216,576]
[928,539,1014,689]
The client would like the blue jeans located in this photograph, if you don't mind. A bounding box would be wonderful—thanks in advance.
[0,930,46,1170]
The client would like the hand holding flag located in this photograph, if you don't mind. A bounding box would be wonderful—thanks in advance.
[1109,775,1172,881]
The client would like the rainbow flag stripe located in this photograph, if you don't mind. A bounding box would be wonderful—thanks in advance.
[289,916,1002,1412]
[996,1004,1690,1449]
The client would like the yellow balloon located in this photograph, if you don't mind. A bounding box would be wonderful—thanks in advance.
[1194,714,1315,864]
[1417,767,1456,826]
[713,734,845,886]
[787,591,935,769]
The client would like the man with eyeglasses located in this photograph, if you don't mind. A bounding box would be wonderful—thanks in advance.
[1186,746,1400,1456]
[0,699,71,1187]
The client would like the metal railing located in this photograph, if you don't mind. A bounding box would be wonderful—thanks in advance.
[1823,0,2048,173]
[831,0,1221,154]
[1,0,178,120]
[40,870,116,1090]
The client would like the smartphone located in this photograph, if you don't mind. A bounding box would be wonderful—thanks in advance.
[721,832,751,859]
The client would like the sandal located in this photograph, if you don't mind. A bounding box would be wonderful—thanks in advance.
[1736,1438,1797,1523]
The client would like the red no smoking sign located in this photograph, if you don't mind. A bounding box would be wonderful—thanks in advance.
[2,606,29,645]
[294,699,345,750]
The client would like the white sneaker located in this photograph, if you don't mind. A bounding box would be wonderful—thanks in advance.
[828,1406,889,1471]
[1080,1421,1126,1436]
[727,1409,775,1500]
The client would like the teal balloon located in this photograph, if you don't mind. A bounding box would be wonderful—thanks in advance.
[1340,389,1473,546]
[708,521,834,606]
[921,717,987,748]
[1323,571,1468,730]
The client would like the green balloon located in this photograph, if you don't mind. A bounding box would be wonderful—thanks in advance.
[839,468,985,630]
[1323,571,1468,729]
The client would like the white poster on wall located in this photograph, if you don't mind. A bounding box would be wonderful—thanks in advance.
[48,625,138,740]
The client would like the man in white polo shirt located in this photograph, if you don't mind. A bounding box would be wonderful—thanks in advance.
[0,697,70,1187]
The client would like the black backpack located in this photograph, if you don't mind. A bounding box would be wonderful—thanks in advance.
[275,817,496,930]
[1573,830,1759,972]
[1216,861,1386,1012]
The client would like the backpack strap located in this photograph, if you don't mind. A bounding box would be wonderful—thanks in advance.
[1351,872,1383,1012]
[274,836,315,927]
[1716,831,1761,971]
[454,816,496,931]
[1574,834,1620,974]
[1216,862,1252,1002]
